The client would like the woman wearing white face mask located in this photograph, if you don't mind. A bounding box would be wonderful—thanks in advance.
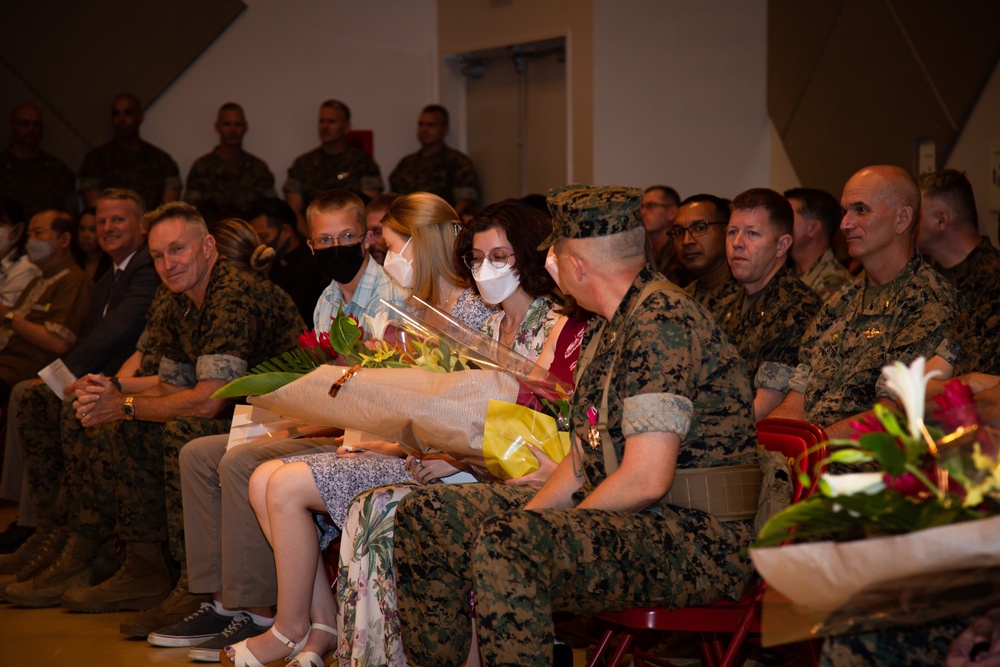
[458,199,563,357]
[379,193,494,329]
[0,198,41,308]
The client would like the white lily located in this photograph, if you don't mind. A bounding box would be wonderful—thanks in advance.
[822,472,886,497]
[881,357,942,441]
[363,312,390,341]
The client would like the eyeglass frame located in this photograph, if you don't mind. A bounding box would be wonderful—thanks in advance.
[462,248,516,270]
[666,220,726,240]
[310,230,366,249]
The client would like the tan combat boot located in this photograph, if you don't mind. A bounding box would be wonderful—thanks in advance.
[3,533,101,607]
[0,528,67,589]
[60,541,172,612]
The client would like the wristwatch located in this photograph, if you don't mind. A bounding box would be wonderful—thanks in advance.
[122,396,135,421]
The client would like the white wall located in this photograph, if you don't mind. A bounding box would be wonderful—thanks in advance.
[592,0,771,199]
[141,0,438,194]
[945,59,1000,247]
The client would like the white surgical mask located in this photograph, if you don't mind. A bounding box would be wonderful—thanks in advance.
[473,261,520,305]
[25,238,53,264]
[382,237,414,289]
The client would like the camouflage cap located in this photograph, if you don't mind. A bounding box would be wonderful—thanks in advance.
[539,184,643,250]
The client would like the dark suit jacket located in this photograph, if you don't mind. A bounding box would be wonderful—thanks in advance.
[63,245,161,377]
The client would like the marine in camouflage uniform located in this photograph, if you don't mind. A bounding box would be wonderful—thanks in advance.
[283,146,383,207]
[934,237,1000,376]
[684,273,741,319]
[79,140,182,210]
[108,262,302,566]
[388,146,479,207]
[394,185,758,667]
[788,254,957,428]
[185,150,275,217]
[0,147,76,218]
[797,247,853,303]
[714,263,821,395]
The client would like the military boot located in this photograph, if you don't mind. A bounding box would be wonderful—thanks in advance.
[0,528,66,590]
[61,541,172,613]
[120,569,211,638]
[3,533,101,607]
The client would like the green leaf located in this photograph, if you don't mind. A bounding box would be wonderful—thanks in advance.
[860,431,907,474]
[329,306,362,356]
[211,372,304,398]
[827,449,874,464]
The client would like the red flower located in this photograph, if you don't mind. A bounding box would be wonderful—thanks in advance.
[849,413,886,441]
[932,380,982,433]
[299,329,333,353]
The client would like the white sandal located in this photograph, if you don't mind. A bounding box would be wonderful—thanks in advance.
[221,625,309,667]
[288,623,338,667]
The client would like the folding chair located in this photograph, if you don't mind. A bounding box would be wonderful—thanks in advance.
[582,430,819,667]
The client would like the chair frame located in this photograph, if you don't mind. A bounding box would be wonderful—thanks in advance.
[578,421,828,667]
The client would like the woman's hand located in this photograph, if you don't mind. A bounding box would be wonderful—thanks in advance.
[947,608,1000,666]
[336,439,406,459]
[406,454,462,485]
[504,445,559,489]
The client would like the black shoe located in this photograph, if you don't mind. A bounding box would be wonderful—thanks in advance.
[0,521,35,554]
[554,642,574,667]
[148,602,234,647]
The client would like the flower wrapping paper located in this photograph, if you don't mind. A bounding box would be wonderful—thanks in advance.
[749,515,1000,644]
[248,364,520,460]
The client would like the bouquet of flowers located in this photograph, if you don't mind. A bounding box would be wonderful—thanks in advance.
[749,358,1000,645]
[212,298,570,464]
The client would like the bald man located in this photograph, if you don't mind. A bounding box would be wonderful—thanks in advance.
[768,165,958,439]
[0,104,75,218]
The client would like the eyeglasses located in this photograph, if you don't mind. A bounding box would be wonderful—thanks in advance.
[667,220,726,240]
[462,249,515,270]
[312,230,364,248]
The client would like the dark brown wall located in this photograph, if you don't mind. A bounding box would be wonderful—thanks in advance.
[769,0,1000,195]
[0,0,245,170]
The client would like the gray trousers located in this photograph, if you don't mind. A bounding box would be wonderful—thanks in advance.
[179,434,339,609]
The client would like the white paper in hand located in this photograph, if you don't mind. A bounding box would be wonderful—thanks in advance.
[37,359,77,397]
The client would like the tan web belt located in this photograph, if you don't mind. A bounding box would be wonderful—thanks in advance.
[658,463,762,521]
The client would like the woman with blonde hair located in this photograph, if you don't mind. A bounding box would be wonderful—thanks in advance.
[211,218,276,277]
[379,192,492,328]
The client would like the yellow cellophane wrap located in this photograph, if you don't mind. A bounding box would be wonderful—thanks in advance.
[482,399,571,480]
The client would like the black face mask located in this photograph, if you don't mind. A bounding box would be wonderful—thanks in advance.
[313,243,365,285]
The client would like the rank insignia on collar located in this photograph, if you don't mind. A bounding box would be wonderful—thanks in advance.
[863,328,882,339]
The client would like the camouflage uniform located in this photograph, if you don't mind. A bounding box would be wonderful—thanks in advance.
[105,263,302,564]
[713,263,821,393]
[798,248,853,303]
[388,147,479,206]
[789,254,958,428]
[820,616,972,666]
[684,274,741,319]
[395,266,759,667]
[185,149,276,217]
[0,148,76,218]
[283,146,383,206]
[934,237,1000,375]
[78,140,182,210]
[20,286,168,544]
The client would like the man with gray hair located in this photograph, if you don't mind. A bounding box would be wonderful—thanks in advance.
[394,184,758,666]
[27,201,303,614]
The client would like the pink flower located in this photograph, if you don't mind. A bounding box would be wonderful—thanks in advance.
[298,329,333,353]
[849,413,886,441]
[933,380,982,432]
